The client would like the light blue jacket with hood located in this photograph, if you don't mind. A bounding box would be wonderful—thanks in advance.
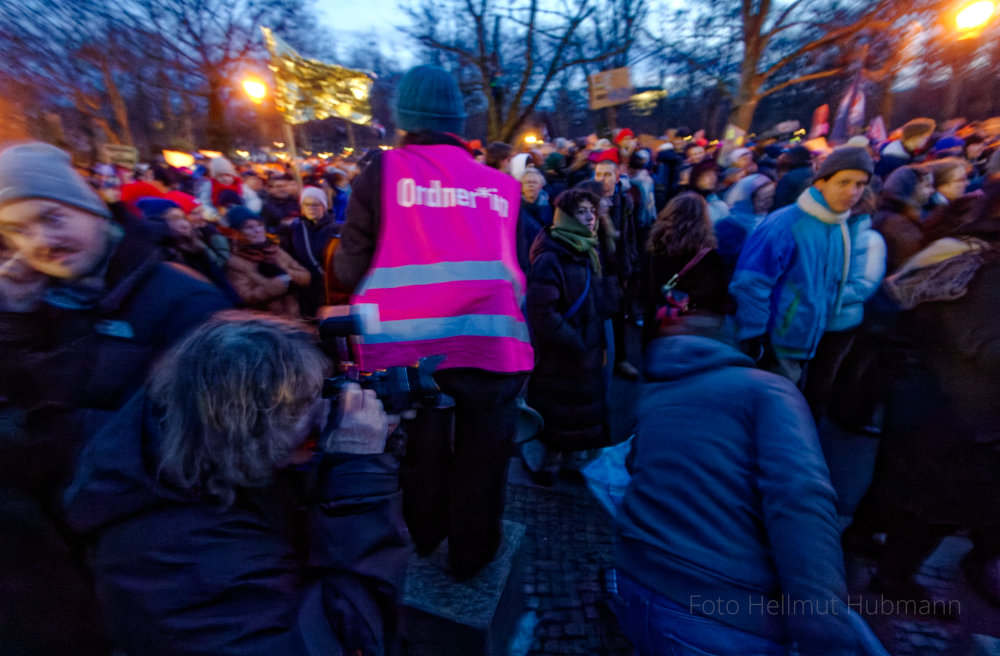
[730,187,863,359]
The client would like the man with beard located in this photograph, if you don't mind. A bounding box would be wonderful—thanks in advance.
[593,158,640,378]
[0,142,228,655]
[260,172,301,232]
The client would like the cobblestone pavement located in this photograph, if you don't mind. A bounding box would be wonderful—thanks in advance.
[505,466,634,656]
[504,457,1000,656]
[500,332,1000,656]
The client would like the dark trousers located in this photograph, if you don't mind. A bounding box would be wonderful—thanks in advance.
[400,368,528,578]
[803,328,858,419]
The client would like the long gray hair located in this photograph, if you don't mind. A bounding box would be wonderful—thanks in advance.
[148,311,327,505]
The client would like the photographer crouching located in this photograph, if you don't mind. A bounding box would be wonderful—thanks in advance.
[63,311,409,656]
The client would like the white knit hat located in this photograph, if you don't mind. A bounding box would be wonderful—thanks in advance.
[299,186,328,211]
[208,157,237,178]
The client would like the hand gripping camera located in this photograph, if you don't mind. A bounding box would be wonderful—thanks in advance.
[318,305,455,416]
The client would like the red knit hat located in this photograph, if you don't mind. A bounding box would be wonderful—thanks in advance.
[164,190,201,215]
[590,149,620,165]
[120,181,163,205]
[614,128,635,145]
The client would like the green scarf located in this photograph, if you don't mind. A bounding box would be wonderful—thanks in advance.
[550,208,601,275]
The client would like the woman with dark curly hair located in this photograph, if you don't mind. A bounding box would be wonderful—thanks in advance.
[643,191,732,345]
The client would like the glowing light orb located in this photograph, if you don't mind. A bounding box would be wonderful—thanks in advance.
[957,1,994,31]
[243,79,267,103]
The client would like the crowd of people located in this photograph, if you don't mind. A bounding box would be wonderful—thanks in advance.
[1,62,998,656]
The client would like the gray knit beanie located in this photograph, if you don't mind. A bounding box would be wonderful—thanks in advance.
[814,146,874,181]
[0,142,111,218]
[395,65,467,135]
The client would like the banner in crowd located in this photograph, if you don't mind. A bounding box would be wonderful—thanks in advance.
[810,104,830,139]
[101,144,139,168]
[830,74,866,144]
[588,68,635,110]
[867,116,887,144]
[261,27,374,126]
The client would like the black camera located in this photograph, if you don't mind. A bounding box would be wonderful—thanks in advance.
[318,306,454,416]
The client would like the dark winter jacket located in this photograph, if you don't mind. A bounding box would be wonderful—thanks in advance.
[280,215,339,316]
[260,196,301,232]
[64,394,410,656]
[0,218,229,655]
[642,248,731,345]
[874,139,916,181]
[335,132,469,294]
[516,196,553,273]
[872,166,928,273]
[608,187,639,279]
[773,165,813,210]
[0,222,229,495]
[655,148,684,201]
[856,241,1000,527]
[616,335,862,653]
[525,229,611,450]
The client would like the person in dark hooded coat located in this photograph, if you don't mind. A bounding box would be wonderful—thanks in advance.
[525,187,614,479]
[846,180,1000,607]
[871,165,934,273]
[615,314,889,656]
[772,145,813,210]
[516,167,553,274]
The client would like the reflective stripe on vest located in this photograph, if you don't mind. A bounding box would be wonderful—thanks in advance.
[351,145,533,373]
[362,314,531,344]
[362,260,519,292]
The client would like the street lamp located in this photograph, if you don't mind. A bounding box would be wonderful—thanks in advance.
[242,77,301,185]
[956,0,994,35]
[943,0,995,116]
[243,79,267,104]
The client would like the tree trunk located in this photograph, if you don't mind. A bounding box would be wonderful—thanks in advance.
[730,12,765,132]
[604,105,618,131]
[205,74,231,151]
[943,71,961,121]
[486,93,503,143]
[728,97,758,132]
[179,92,196,151]
[878,80,896,126]
[101,61,133,147]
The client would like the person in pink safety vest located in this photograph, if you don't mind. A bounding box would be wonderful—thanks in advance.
[335,65,533,580]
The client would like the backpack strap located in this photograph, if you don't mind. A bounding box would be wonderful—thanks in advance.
[562,265,591,321]
[662,247,712,292]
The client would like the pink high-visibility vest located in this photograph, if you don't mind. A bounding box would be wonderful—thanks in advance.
[350,144,534,373]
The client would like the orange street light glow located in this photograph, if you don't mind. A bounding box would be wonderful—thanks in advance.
[524,135,538,144]
[957,0,994,30]
[243,79,267,103]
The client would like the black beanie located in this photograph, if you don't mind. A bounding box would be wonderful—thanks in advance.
[815,147,874,181]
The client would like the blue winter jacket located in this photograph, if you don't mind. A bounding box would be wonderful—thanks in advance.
[615,336,861,653]
[729,187,852,359]
[714,198,766,272]
[827,214,886,331]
